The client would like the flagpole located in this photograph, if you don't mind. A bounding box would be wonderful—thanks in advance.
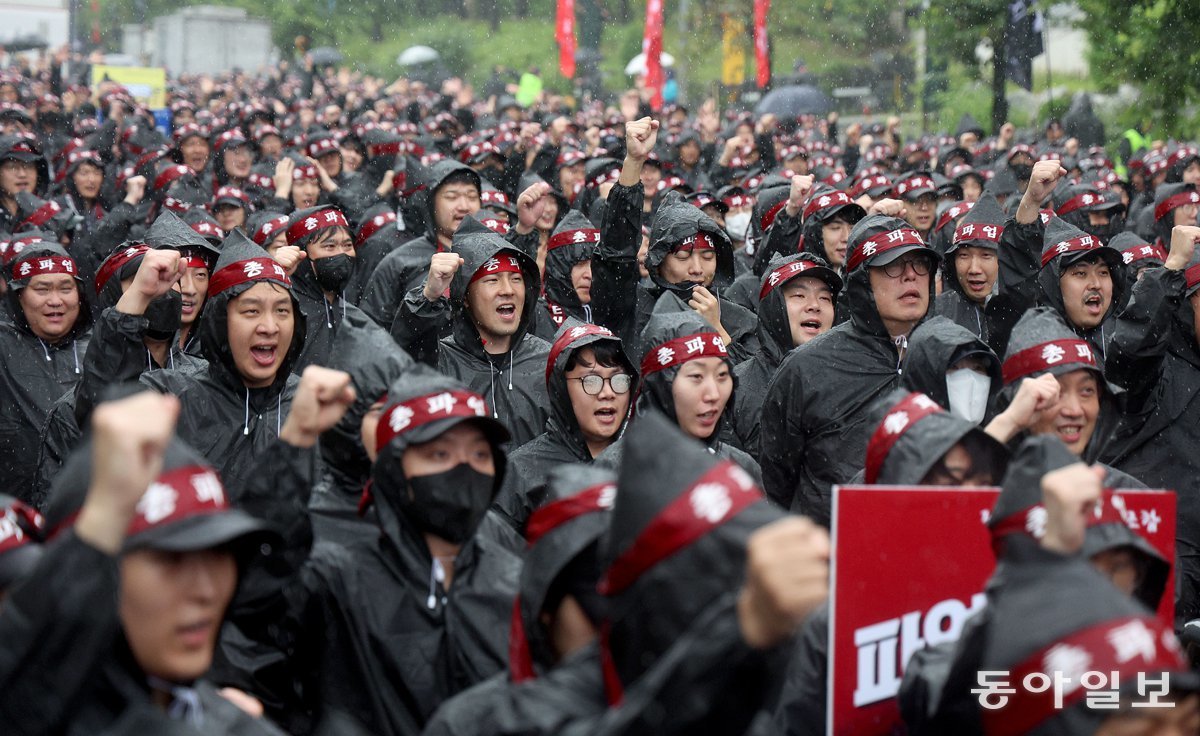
[1042,4,1053,114]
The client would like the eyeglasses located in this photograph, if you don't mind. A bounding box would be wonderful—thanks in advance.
[880,254,933,278]
[569,373,632,395]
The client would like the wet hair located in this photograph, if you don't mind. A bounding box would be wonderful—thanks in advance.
[440,170,480,194]
[564,341,632,374]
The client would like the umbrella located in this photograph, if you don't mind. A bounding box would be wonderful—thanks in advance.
[624,52,675,76]
[309,47,344,66]
[0,35,48,53]
[754,85,834,117]
[397,45,441,66]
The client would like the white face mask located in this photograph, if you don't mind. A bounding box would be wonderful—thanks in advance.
[946,368,991,425]
[725,212,752,241]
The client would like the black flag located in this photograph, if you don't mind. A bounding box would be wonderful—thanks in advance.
[1005,0,1044,91]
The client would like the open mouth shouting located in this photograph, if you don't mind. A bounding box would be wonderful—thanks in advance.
[594,405,619,427]
[250,342,278,367]
[798,317,823,336]
[495,302,518,322]
[1082,291,1105,317]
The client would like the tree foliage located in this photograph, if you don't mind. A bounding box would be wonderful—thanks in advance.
[1076,0,1200,135]
[923,0,1007,131]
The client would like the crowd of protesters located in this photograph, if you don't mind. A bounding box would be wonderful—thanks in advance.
[0,46,1198,735]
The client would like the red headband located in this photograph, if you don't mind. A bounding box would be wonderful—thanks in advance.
[213,186,250,207]
[846,228,926,271]
[548,228,600,251]
[3,236,43,266]
[369,140,408,157]
[589,167,620,188]
[162,196,193,213]
[56,150,103,183]
[996,488,1156,539]
[953,221,1004,245]
[126,465,230,537]
[760,259,830,299]
[154,165,193,191]
[357,211,398,245]
[247,173,275,190]
[292,165,319,181]
[895,176,935,197]
[802,190,853,221]
[470,254,523,284]
[1002,339,1097,385]
[722,193,752,208]
[526,481,616,546]
[597,461,760,596]
[253,215,291,246]
[95,244,150,294]
[183,255,209,271]
[285,209,349,246]
[208,257,291,298]
[1153,189,1200,222]
[307,137,339,157]
[173,123,205,142]
[1041,234,1102,267]
[190,221,224,239]
[864,393,944,484]
[982,615,1185,736]
[760,200,788,231]
[17,200,62,230]
[853,175,892,198]
[0,500,42,556]
[479,218,511,235]
[13,255,77,280]
[1056,191,1105,217]
[481,189,511,208]
[214,130,247,152]
[546,323,616,383]
[672,232,715,253]
[639,332,728,377]
[375,389,489,453]
[1123,244,1167,266]
[935,201,975,233]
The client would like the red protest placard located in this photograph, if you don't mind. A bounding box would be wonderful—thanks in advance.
[827,485,1175,736]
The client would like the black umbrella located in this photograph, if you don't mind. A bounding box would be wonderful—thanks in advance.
[0,35,48,53]
[755,85,833,117]
[309,47,344,66]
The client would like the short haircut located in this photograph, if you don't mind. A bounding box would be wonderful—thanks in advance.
[565,341,632,374]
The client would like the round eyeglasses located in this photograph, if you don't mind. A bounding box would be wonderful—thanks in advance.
[569,373,633,395]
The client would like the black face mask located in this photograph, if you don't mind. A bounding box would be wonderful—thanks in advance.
[144,290,182,341]
[402,463,495,544]
[311,253,354,293]
[666,280,709,303]
[1083,214,1123,245]
[1010,163,1033,183]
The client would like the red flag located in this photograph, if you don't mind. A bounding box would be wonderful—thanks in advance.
[643,0,664,110]
[754,0,771,88]
[556,0,577,79]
